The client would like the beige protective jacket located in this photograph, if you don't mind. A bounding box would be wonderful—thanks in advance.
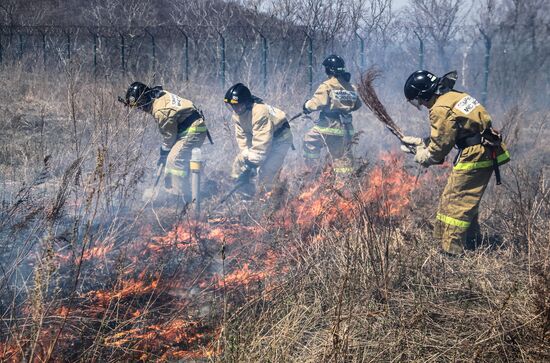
[304,75,361,134]
[427,91,510,168]
[233,102,288,165]
[151,91,205,151]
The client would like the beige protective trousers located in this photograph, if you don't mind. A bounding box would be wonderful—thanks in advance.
[434,145,510,254]
[164,119,207,199]
[232,128,293,193]
[434,166,493,254]
[302,125,354,175]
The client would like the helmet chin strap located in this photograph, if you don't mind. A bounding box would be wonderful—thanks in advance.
[141,101,153,113]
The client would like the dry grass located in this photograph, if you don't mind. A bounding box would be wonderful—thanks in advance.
[0,62,549,362]
[220,164,549,362]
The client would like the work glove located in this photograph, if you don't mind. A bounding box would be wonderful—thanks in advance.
[413,145,436,167]
[302,101,312,115]
[158,147,170,167]
[400,136,425,154]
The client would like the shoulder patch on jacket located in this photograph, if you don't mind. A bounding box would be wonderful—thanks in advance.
[170,93,182,107]
[454,95,479,115]
[267,105,277,117]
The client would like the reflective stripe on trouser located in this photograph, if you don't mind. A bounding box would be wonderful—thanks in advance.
[434,166,493,254]
[232,128,293,193]
[302,125,353,174]
[165,119,207,198]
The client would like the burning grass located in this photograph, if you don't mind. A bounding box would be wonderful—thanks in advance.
[2,150,548,362]
[1,67,549,361]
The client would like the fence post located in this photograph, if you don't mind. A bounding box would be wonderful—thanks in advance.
[41,31,46,70]
[481,31,491,105]
[9,25,13,48]
[307,34,313,93]
[18,32,23,59]
[145,28,156,73]
[41,31,46,65]
[261,33,268,91]
[178,29,189,82]
[219,33,226,89]
[92,32,98,77]
[355,33,365,70]
[120,33,125,76]
[66,31,71,60]
[414,31,424,69]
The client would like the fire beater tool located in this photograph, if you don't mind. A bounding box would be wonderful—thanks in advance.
[288,112,303,122]
[208,180,248,213]
[153,162,165,188]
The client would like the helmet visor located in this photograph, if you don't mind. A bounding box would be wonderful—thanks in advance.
[224,102,234,113]
[127,96,138,107]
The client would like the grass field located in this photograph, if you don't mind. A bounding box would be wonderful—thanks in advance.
[0,63,548,362]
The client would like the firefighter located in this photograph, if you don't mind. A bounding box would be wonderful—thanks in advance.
[224,83,293,197]
[302,54,362,176]
[124,82,208,202]
[401,70,510,255]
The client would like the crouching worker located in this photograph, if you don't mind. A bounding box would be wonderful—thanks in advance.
[124,82,209,202]
[401,70,510,255]
[223,83,293,198]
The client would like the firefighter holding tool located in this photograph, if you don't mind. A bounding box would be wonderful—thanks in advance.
[401,70,510,255]
[123,82,210,202]
[224,83,293,198]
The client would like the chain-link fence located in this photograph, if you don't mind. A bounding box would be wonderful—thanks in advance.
[1,25,493,90]
[2,22,545,108]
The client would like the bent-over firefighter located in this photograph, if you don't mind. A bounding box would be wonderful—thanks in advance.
[224,83,293,198]
[401,70,510,255]
[123,82,210,203]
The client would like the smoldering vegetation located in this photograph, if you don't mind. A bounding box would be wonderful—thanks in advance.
[0,0,549,361]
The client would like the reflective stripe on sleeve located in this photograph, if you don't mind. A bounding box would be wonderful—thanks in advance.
[453,151,510,171]
[436,213,470,228]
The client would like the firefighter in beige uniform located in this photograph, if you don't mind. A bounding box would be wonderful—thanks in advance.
[402,71,510,255]
[302,55,361,175]
[125,82,208,200]
[224,83,293,196]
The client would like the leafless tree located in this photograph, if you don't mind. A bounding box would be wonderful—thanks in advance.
[478,0,550,105]
[353,0,394,43]
[86,0,158,28]
[403,0,466,71]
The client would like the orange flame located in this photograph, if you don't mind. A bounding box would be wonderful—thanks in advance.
[11,152,422,361]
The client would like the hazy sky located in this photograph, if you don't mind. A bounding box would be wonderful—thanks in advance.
[393,0,409,8]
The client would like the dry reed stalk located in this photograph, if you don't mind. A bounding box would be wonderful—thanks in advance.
[358,68,415,153]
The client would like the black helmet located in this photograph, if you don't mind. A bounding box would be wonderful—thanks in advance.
[224,83,253,105]
[403,70,439,101]
[322,54,346,76]
[126,81,152,109]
